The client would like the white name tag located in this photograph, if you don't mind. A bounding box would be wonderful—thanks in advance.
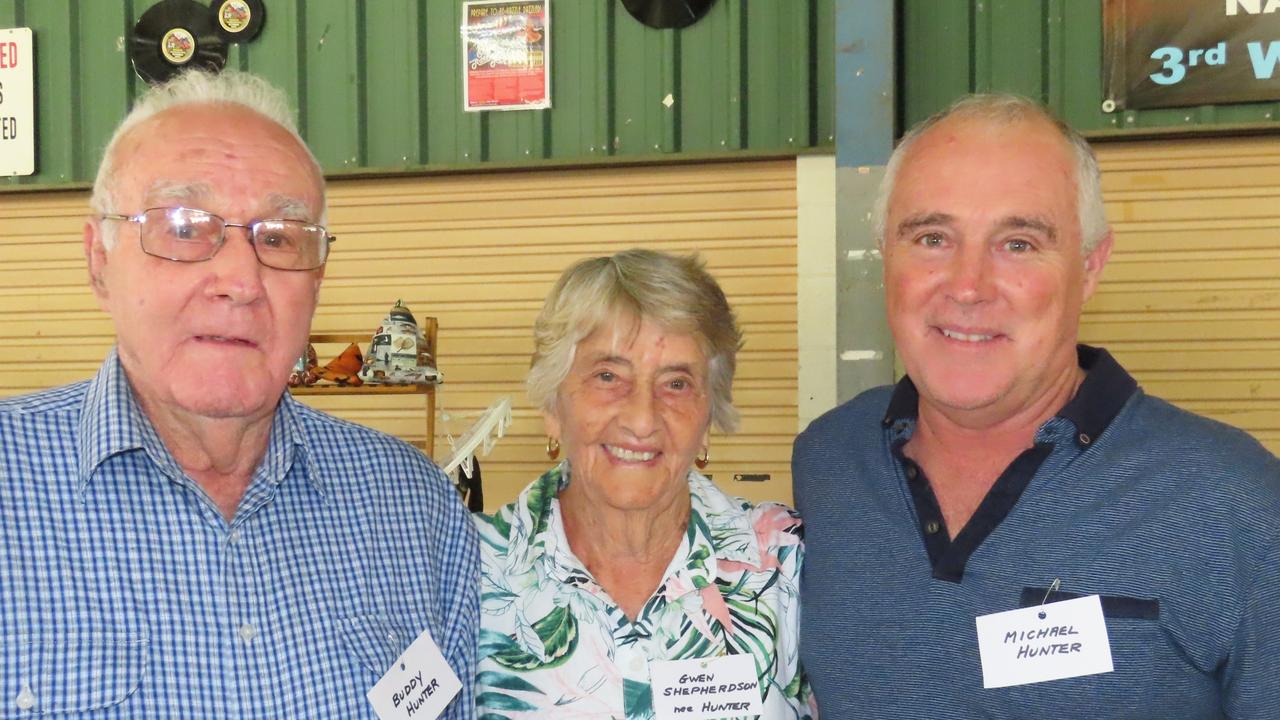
[975,594,1114,689]
[650,654,763,720]
[366,628,462,720]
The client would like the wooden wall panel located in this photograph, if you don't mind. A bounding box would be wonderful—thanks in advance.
[1089,137,1280,453]
[0,160,799,510]
[316,160,800,509]
[3,141,1276,495]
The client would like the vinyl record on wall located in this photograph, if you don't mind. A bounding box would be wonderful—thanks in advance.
[209,0,266,43]
[130,0,228,85]
[619,0,717,30]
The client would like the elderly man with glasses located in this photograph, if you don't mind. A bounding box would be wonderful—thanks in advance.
[0,70,478,718]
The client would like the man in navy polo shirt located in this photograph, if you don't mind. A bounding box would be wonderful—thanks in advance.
[794,94,1280,718]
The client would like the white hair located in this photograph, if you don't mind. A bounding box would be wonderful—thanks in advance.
[90,69,324,248]
[872,93,1109,254]
[527,249,743,433]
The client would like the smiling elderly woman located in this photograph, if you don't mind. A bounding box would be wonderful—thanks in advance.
[474,249,813,719]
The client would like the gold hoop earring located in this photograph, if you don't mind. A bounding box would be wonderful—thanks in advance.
[546,437,560,460]
[694,447,709,470]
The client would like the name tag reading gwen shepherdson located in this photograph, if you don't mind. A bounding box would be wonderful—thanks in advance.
[975,594,1114,689]
[650,654,763,720]
[366,628,462,720]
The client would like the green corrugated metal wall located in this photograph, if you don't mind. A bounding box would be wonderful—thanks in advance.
[0,0,833,189]
[902,0,1280,136]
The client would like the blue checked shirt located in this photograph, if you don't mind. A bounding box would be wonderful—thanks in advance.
[0,350,478,718]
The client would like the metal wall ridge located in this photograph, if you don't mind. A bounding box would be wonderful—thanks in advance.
[0,0,833,189]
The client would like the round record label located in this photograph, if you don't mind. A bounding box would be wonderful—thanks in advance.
[161,27,196,64]
[211,0,267,42]
[217,0,252,33]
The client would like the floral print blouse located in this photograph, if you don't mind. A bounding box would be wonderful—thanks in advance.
[474,465,814,719]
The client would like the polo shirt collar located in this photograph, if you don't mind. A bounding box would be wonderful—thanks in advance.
[1055,345,1138,445]
[76,348,323,496]
[882,344,1138,444]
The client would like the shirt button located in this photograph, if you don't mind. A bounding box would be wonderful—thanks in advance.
[905,465,918,480]
[15,683,34,710]
[229,529,242,544]
[924,521,941,535]
[238,623,257,643]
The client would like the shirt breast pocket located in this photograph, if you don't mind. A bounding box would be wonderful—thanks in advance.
[1,633,148,717]
[1020,586,1164,674]
[1019,587,1160,621]
[338,614,422,679]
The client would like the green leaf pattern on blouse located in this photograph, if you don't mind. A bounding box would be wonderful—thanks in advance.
[474,465,816,719]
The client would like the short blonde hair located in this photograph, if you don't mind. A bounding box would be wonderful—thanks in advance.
[528,249,743,433]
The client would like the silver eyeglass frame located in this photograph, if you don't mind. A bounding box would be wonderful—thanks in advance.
[98,206,336,271]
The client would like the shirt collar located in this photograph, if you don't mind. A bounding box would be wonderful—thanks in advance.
[685,471,763,568]
[265,394,327,496]
[75,348,323,496]
[1054,345,1138,445]
[882,344,1138,447]
[516,465,759,591]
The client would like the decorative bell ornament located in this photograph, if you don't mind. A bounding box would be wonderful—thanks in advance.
[359,300,442,384]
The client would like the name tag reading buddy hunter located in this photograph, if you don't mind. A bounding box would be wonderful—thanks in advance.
[649,654,764,720]
[975,594,1114,689]
[366,628,462,720]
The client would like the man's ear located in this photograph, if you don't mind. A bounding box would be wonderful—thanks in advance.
[1081,230,1114,303]
[84,220,111,310]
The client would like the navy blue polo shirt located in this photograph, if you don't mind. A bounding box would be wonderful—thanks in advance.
[793,346,1280,719]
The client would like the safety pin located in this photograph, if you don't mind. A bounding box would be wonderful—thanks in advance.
[1037,578,1061,620]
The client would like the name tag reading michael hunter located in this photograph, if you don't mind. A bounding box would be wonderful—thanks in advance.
[367,628,462,720]
[650,654,763,720]
[975,594,1114,689]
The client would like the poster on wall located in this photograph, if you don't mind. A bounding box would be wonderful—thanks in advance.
[462,0,551,112]
[1103,0,1280,111]
[0,27,34,176]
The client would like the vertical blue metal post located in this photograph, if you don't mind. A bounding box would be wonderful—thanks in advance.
[834,0,897,402]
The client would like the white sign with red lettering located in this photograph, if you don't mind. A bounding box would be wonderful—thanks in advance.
[0,28,33,176]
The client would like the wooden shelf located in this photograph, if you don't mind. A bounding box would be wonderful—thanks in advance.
[288,319,438,457]
[290,383,437,396]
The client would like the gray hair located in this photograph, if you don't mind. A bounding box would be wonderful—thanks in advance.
[90,69,324,248]
[528,248,743,433]
[872,93,1108,253]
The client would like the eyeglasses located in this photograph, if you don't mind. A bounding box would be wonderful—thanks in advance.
[99,206,336,271]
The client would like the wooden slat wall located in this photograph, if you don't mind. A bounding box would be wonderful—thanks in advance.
[1089,138,1280,454]
[0,160,800,510]
[316,160,800,508]
[0,194,100,380]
